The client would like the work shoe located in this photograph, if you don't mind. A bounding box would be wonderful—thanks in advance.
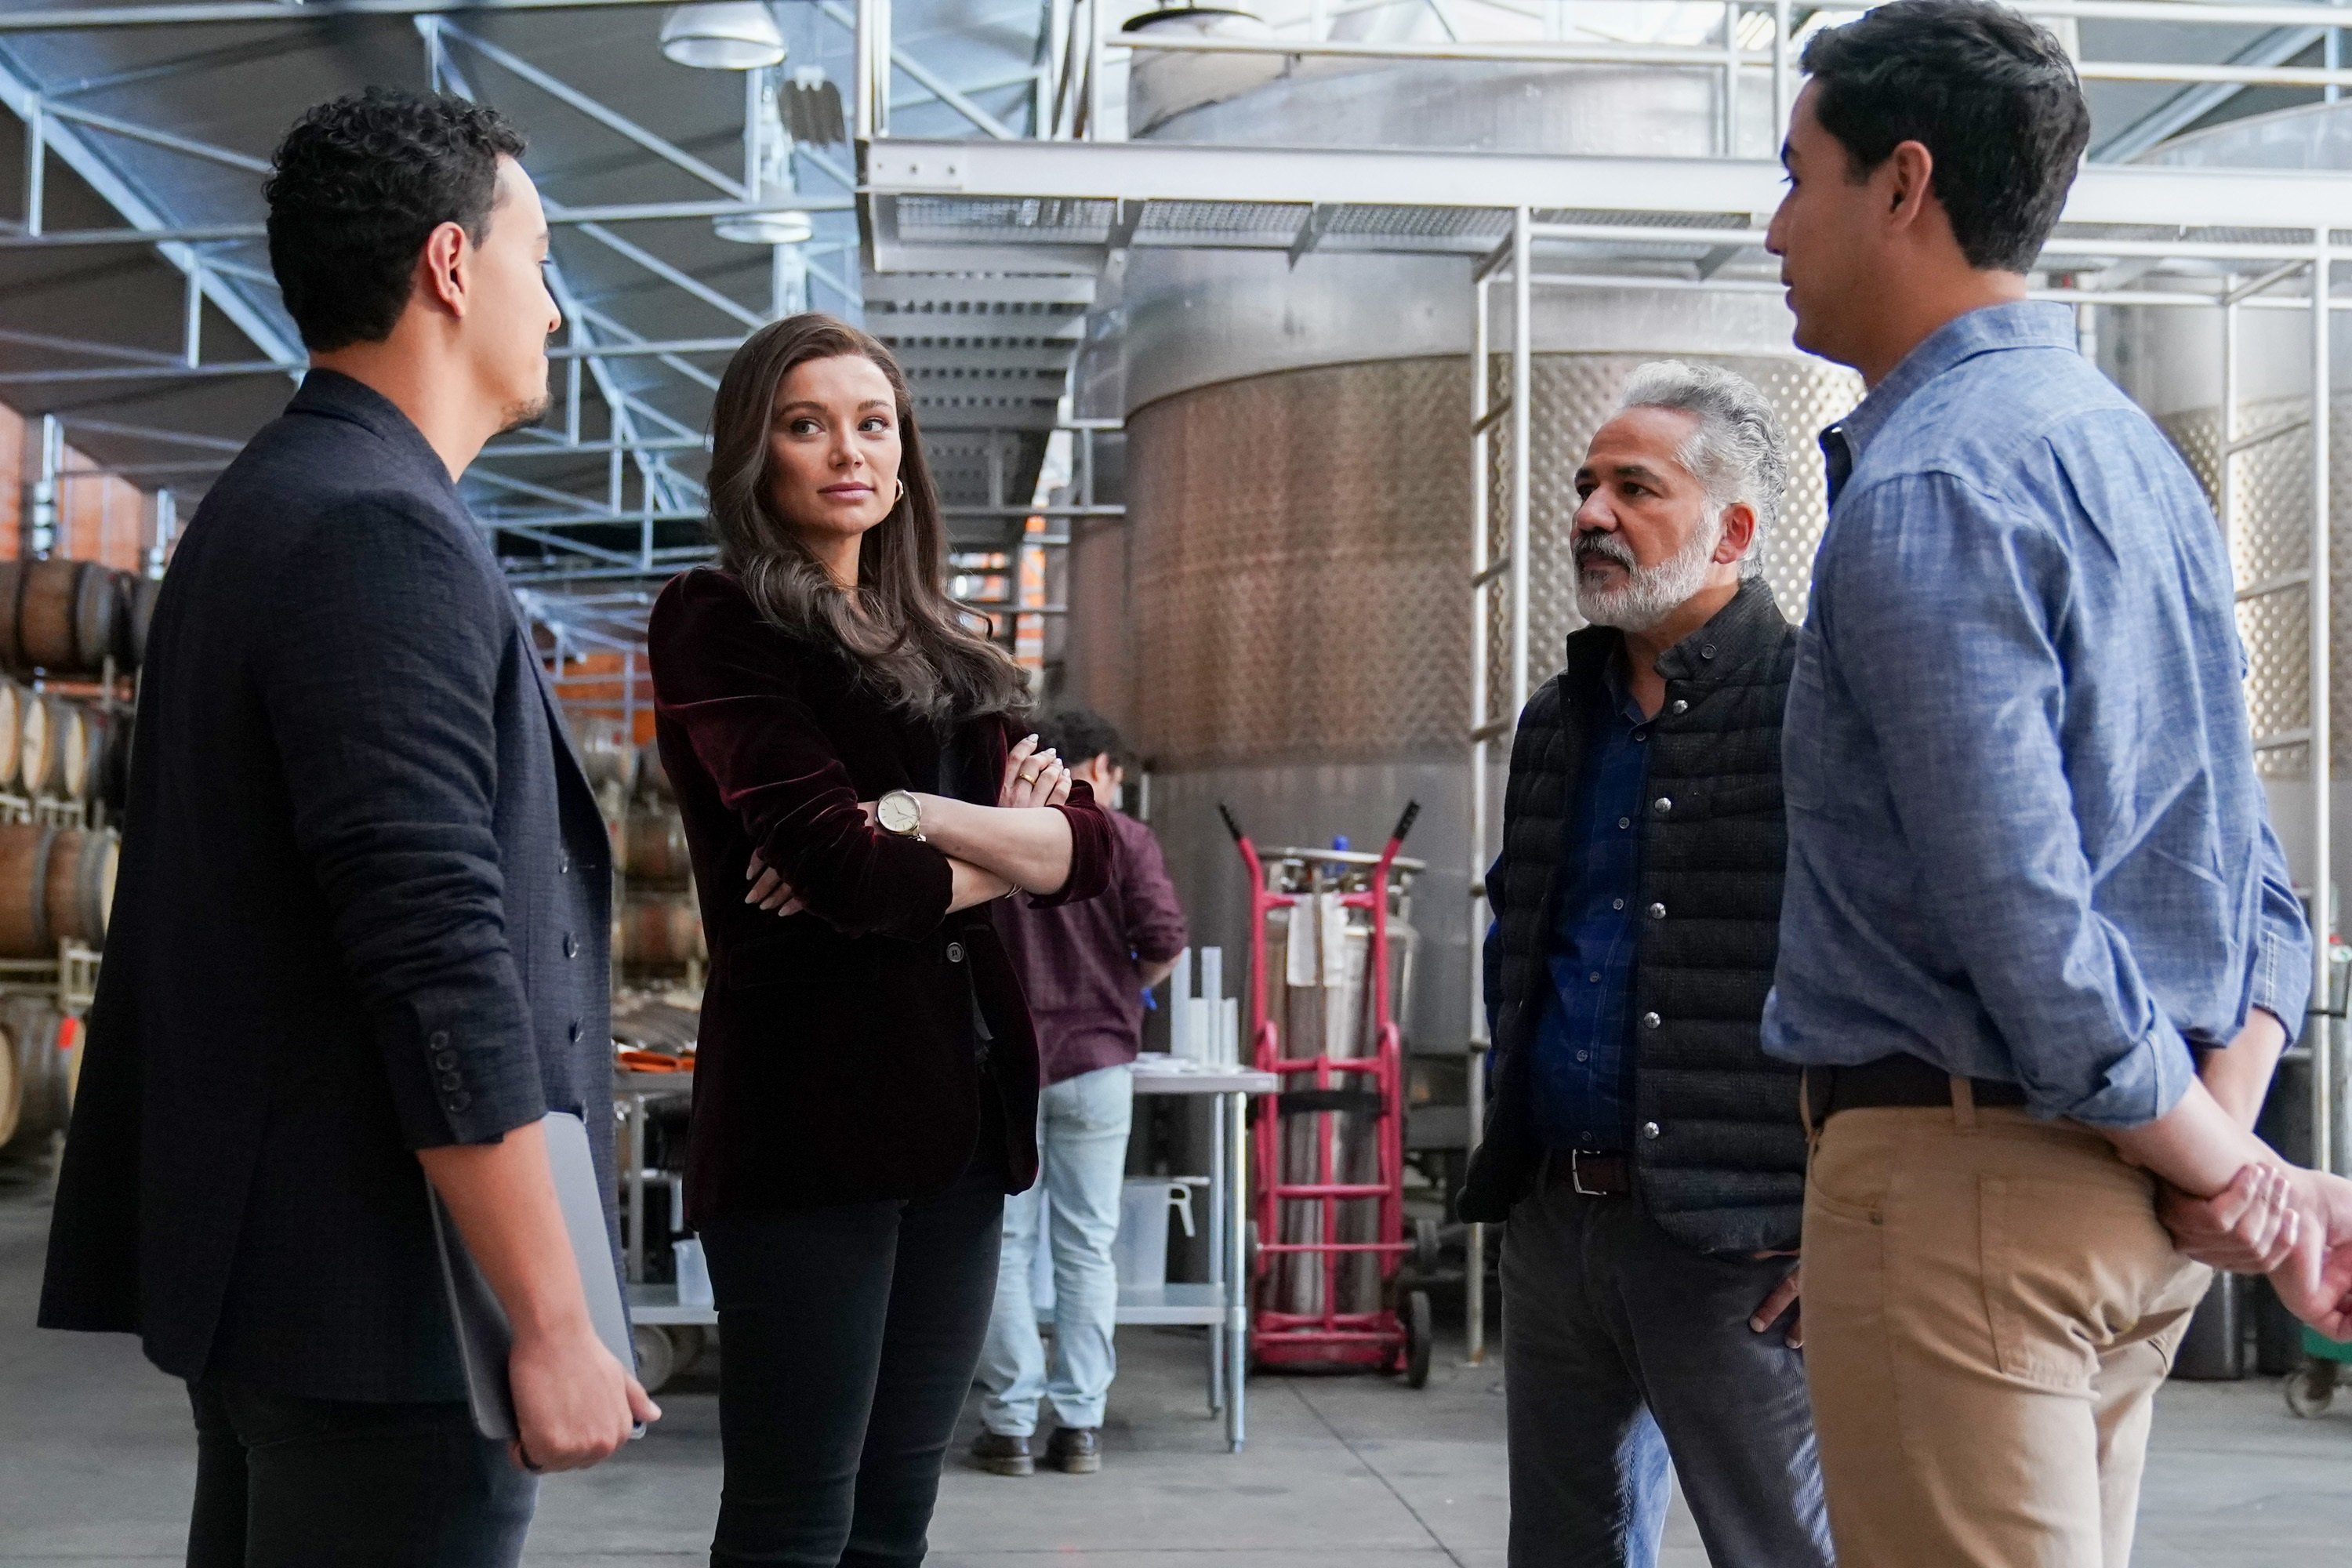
[1047,1426,1102,1475]
[971,1432,1034,1476]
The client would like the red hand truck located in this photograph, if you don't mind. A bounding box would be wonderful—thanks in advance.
[1221,800,1432,1388]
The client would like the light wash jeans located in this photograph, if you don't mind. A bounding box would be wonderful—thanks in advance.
[977,1062,1134,1436]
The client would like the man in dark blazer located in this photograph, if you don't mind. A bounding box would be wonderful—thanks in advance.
[1458,362,1829,1568]
[38,89,655,1567]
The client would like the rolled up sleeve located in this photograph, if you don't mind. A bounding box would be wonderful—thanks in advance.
[648,572,952,941]
[1828,471,2196,1127]
[2250,817,2315,1044]
[256,500,543,1150]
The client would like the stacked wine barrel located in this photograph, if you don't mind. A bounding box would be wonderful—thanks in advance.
[0,996,79,1158]
[0,559,159,677]
[0,685,129,811]
[0,823,118,957]
[572,720,705,978]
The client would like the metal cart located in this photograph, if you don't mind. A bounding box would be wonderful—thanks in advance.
[614,1069,710,1391]
[1126,1056,1279,1452]
[1224,803,1434,1386]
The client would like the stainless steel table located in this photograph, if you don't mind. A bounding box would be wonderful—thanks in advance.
[1126,1057,1279,1452]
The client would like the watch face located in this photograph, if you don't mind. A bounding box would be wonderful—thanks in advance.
[878,793,919,835]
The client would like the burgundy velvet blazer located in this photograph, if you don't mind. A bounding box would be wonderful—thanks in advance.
[647,568,1110,1221]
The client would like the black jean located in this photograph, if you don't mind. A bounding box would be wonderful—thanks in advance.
[185,1377,535,1568]
[700,1103,1006,1568]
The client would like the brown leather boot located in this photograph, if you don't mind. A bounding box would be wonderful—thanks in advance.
[971,1431,1035,1476]
[1046,1425,1102,1475]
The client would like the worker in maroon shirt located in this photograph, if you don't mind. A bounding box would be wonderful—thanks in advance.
[972,710,1188,1478]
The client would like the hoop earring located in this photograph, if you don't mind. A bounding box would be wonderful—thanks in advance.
[894,478,907,507]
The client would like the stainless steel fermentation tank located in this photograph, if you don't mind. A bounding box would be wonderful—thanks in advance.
[1062,44,1860,1083]
[2101,100,2352,1172]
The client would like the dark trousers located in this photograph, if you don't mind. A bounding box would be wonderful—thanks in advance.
[700,1108,1006,1568]
[185,1377,535,1568]
[1501,1173,1834,1568]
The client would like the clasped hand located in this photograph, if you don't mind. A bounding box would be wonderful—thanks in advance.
[745,733,1072,916]
[2160,1163,2352,1341]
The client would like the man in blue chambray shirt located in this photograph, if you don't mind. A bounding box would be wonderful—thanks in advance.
[1760,5,2352,1565]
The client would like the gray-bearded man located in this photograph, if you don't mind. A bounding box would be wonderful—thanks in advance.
[1461,362,1832,1568]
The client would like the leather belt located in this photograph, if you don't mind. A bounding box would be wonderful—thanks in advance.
[1813,1054,2028,1120]
[1542,1149,1632,1197]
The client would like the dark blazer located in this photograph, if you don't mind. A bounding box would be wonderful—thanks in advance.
[647,568,1111,1221]
[1461,579,1806,1254]
[38,371,615,1403]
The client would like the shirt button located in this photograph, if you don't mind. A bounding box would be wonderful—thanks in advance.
[1652,797,1671,816]
[946,942,967,963]
[1648,902,1666,920]
[1700,644,1716,659]
[430,1030,449,1050]
[568,1019,583,1043]
[1576,1051,1589,1063]
[1671,699,1689,716]
[559,854,572,875]
[433,1050,458,1071]
[1588,971,1601,984]
[448,1091,473,1112]
[563,932,579,959]
[1617,817,1632,830]
[1612,898,1625,911]
[438,1070,463,1091]
[1642,1120,1661,1139]
[1641,1011,1661,1030]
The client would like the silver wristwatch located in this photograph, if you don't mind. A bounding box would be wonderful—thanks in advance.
[876,789,926,842]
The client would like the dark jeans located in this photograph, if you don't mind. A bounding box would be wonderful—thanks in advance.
[1501,1172,1834,1568]
[700,1104,1006,1568]
[185,1377,535,1568]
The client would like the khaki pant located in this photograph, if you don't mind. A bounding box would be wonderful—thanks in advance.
[1802,1091,2210,1568]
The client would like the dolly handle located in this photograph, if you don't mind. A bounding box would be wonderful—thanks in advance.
[1218,802,1246,843]
[1390,800,1421,845]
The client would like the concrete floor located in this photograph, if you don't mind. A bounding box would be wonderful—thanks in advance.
[5,1170,2348,1567]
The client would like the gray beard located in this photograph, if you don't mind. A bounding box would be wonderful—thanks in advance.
[1573,521,1724,632]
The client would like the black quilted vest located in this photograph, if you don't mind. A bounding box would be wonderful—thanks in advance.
[1458,579,1806,1254]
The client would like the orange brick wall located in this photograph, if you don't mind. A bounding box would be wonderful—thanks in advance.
[0,399,158,571]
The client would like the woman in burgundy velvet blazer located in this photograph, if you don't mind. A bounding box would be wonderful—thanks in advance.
[647,314,1109,1567]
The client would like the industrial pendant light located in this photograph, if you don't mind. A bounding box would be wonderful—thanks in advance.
[659,2,787,71]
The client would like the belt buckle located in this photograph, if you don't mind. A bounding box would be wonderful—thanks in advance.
[1570,1149,1604,1197]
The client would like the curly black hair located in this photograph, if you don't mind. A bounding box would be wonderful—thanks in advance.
[265,88,528,353]
[1801,1,2089,274]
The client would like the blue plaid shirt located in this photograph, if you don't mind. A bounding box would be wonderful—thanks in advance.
[1764,303,2312,1125]
[1531,655,1651,1152]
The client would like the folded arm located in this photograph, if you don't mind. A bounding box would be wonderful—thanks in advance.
[648,573,951,939]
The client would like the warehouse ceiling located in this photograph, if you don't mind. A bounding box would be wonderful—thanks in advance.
[0,0,2339,650]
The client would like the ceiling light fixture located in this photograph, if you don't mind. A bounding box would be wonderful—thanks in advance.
[659,2,788,71]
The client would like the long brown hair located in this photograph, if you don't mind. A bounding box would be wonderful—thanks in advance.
[706,313,1028,724]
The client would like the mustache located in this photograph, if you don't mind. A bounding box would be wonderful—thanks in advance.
[1574,533,1637,572]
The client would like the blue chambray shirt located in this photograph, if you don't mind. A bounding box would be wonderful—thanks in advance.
[1532,654,1651,1152]
[1762,302,2312,1127]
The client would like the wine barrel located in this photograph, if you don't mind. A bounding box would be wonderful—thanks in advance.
[19,693,61,800]
[614,895,705,971]
[620,812,693,886]
[36,702,88,803]
[0,1018,17,1150]
[0,1000,73,1155]
[46,829,115,947]
[73,710,113,805]
[118,573,162,670]
[0,824,117,956]
[95,710,132,813]
[573,718,635,797]
[0,680,24,792]
[5,560,123,675]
